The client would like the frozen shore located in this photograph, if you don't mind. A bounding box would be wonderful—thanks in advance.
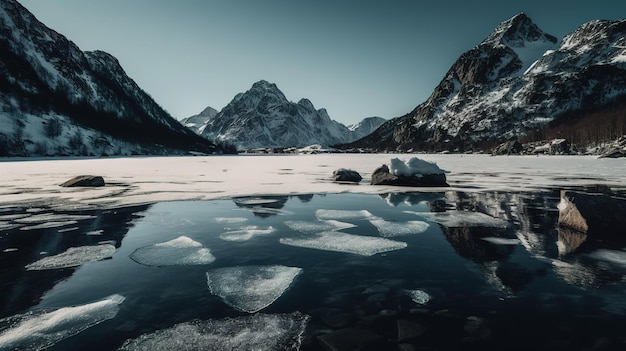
[1,154,625,210]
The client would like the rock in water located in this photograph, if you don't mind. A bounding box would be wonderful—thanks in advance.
[60,175,105,187]
[333,168,362,183]
[370,159,448,187]
[558,190,626,235]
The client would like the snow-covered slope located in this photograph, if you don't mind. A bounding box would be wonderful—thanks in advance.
[198,80,383,150]
[0,0,218,156]
[348,117,386,141]
[349,14,626,152]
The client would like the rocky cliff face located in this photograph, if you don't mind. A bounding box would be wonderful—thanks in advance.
[347,14,626,152]
[0,0,218,156]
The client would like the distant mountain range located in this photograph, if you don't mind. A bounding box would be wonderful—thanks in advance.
[181,80,386,150]
[0,0,221,156]
[343,13,626,152]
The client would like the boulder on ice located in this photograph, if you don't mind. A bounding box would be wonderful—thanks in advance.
[333,168,362,183]
[370,157,448,187]
[60,175,105,187]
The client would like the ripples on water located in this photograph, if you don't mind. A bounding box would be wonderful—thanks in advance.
[1,189,626,350]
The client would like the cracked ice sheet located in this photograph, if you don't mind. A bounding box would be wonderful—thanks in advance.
[369,218,429,237]
[130,236,215,266]
[206,265,302,313]
[0,294,125,350]
[409,211,508,228]
[25,244,116,270]
[219,226,275,242]
[284,219,356,234]
[280,231,407,256]
[118,312,309,351]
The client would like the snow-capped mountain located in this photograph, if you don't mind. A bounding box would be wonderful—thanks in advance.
[347,116,387,141]
[197,80,385,150]
[0,0,219,156]
[347,14,626,152]
[180,106,218,135]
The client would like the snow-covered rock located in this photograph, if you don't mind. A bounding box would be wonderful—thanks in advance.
[371,157,448,187]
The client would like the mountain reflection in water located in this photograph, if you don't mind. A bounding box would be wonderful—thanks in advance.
[1,190,625,350]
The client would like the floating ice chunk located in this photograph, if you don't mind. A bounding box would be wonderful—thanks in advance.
[3,248,18,253]
[481,237,521,245]
[284,220,356,234]
[25,244,116,270]
[412,211,508,228]
[206,265,302,313]
[118,312,309,351]
[315,209,374,220]
[0,294,125,350]
[86,230,104,236]
[405,289,431,305]
[130,236,215,267]
[587,249,626,266]
[219,226,275,242]
[369,218,429,237]
[280,231,407,256]
[19,221,78,231]
[214,217,248,224]
[389,157,445,177]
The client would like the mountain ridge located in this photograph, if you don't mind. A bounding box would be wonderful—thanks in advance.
[344,14,626,152]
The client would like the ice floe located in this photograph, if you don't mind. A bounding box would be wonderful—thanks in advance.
[587,249,626,267]
[480,237,521,245]
[405,289,432,305]
[369,218,429,237]
[315,209,374,220]
[206,265,302,313]
[118,312,309,351]
[280,231,407,256]
[130,236,215,267]
[219,226,275,242]
[284,219,356,234]
[25,244,116,270]
[214,217,248,224]
[410,211,508,228]
[0,294,125,350]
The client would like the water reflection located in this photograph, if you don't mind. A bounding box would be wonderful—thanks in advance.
[0,205,148,317]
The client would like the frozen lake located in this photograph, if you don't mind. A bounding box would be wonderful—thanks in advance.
[1,154,626,350]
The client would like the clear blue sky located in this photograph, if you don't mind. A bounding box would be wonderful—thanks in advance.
[18,0,626,125]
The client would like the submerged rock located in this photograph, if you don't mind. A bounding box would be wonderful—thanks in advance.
[333,168,362,183]
[60,175,105,187]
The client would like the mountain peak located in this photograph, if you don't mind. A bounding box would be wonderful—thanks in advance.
[251,79,279,91]
[482,13,557,48]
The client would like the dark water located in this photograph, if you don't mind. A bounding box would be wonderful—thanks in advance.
[1,191,626,350]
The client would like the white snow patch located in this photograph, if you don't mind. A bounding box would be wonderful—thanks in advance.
[279,231,407,256]
[389,157,446,177]
[25,244,116,270]
[0,294,125,350]
[206,265,302,313]
[117,312,309,351]
[129,236,215,266]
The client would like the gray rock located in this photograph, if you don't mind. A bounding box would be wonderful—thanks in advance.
[370,165,448,187]
[333,168,362,183]
[558,190,626,235]
[492,140,523,155]
[60,175,105,187]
